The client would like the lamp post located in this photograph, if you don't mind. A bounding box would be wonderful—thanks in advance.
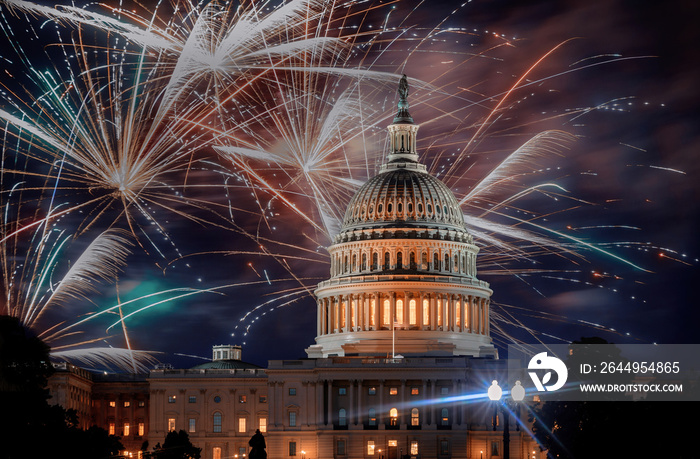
[487,380,525,459]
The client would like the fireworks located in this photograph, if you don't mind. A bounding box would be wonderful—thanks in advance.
[0,0,690,368]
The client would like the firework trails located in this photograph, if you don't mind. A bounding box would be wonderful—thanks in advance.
[0,0,690,369]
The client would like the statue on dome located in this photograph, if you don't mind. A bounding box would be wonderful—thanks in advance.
[398,74,409,107]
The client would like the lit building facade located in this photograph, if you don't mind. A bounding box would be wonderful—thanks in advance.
[48,78,543,459]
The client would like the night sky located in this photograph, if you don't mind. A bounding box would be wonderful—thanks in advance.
[1,0,698,371]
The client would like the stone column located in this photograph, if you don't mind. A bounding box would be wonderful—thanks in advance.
[327,380,333,426]
[348,379,355,426]
[317,380,325,427]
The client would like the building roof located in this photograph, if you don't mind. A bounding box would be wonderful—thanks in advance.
[190,359,261,370]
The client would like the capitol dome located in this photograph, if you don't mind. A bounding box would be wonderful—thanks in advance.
[340,166,468,233]
[306,75,496,359]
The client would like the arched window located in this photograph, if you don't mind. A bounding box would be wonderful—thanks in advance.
[213,447,222,459]
[411,408,420,426]
[344,255,348,273]
[384,252,390,270]
[433,253,439,271]
[396,299,404,324]
[368,408,377,426]
[389,408,398,426]
[444,254,450,272]
[372,252,378,271]
[441,408,449,426]
[410,252,416,270]
[361,253,367,271]
[421,252,428,270]
[213,412,222,433]
[387,202,393,214]
[454,254,459,272]
[352,253,357,272]
[396,251,403,269]
[409,299,417,325]
[370,299,376,327]
[339,408,347,426]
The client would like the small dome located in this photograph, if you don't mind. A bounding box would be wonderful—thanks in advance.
[340,167,467,233]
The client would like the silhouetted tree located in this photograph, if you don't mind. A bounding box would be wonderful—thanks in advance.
[147,430,201,459]
[0,315,123,459]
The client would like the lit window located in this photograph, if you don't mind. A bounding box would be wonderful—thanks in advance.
[138,422,145,436]
[259,417,267,433]
[423,299,430,325]
[455,301,461,326]
[389,408,398,426]
[389,387,398,396]
[189,396,197,403]
[124,401,130,407]
[339,408,347,426]
[411,387,420,395]
[383,299,390,325]
[259,395,267,403]
[411,441,419,455]
[168,395,176,404]
[138,401,145,407]
[289,411,297,427]
[239,395,247,403]
[368,408,376,426]
[213,412,222,433]
[189,418,196,433]
[213,447,222,459]
[367,441,375,455]
[409,299,417,325]
[168,418,176,432]
[109,401,116,408]
[339,387,347,395]
[109,423,115,435]
[388,440,398,447]
[288,388,296,396]
[337,439,346,455]
[123,423,130,436]
[411,408,420,426]
[239,417,247,433]
[396,299,404,323]
[289,441,297,456]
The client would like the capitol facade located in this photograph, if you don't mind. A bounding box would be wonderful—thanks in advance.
[48,78,542,459]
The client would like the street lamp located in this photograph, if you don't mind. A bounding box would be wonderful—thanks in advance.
[487,380,525,459]
[301,450,306,459]
[378,448,383,459]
